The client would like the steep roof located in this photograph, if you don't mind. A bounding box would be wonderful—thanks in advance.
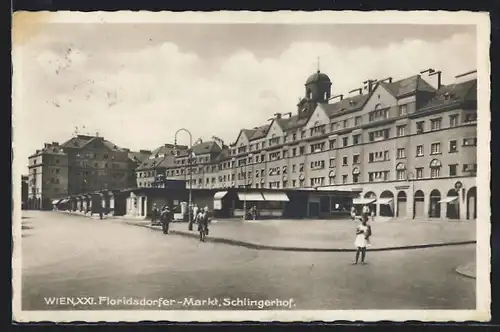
[320,93,370,118]
[136,143,184,170]
[128,150,151,163]
[419,78,477,111]
[61,135,125,152]
[176,140,221,157]
[29,144,67,158]
[380,75,436,98]
[248,124,271,141]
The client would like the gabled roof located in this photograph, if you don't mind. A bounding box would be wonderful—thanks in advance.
[234,128,257,145]
[320,94,370,118]
[380,75,436,98]
[419,78,477,111]
[29,144,67,158]
[136,143,183,170]
[128,150,151,163]
[248,124,271,141]
[61,135,124,152]
[176,140,221,157]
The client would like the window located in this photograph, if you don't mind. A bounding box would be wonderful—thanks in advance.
[342,175,348,184]
[396,125,406,137]
[368,171,390,182]
[416,145,424,157]
[397,148,406,159]
[299,146,305,155]
[449,164,458,176]
[416,121,424,133]
[282,165,288,174]
[368,150,389,163]
[353,154,360,164]
[398,104,407,116]
[353,134,361,145]
[430,118,442,131]
[369,107,390,122]
[449,114,459,127]
[369,128,390,142]
[355,116,362,126]
[292,180,296,187]
[292,148,296,157]
[397,170,406,180]
[449,140,458,153]
[104,154,109,159]
[464,112,477,123]
[431,142,441,154]
[310,160,325,170]
[330,122,338,131]
[310,142,325,153]
[329,139,336,149]
[343,119,349,128]
[353,174,360,183]
[431,167,440,178]
[463,137,477,146]
[342,156,348,166]
[329,158,336,168]
[292,164,296,173]
[310,177,325,186]
[342,137,349,147]
[299,163,304,172]
[416,168,423,179]
[301,130,306,139]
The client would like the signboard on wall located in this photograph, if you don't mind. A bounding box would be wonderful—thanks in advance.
[214,200,222,210]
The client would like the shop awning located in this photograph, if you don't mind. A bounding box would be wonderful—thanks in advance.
[52,199,61,205]
[262,192,290,202]
[438,196,458,204]
[237,192,265,201]
[352,198,376,205]
[377,198,393,205]
[214,191,228,200]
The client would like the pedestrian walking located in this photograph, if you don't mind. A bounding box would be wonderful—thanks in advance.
[250,205,257,220]
[151,204,158,225]
[350,206,356,221]
[362,204,370,221]
[197,207,210,241]
[353,218,372,265]
[161,205,171,234]
[370,209,375,222]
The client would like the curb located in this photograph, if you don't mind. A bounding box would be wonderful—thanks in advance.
[124,220,476,253]
[455,264,476,279]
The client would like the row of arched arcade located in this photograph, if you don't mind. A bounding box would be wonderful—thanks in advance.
[357,187,477,220]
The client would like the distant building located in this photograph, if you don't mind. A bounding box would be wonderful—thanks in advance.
[159,68,477,221]
[125,149,152,188]
[135,144,187,188]
[27,134,137,210]
[21,175,28,209]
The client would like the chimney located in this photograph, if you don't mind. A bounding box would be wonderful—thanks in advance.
[380,77,393,83]
[455,70,477,83]
[349,88,363,95]
[420,68,442,89]
[52,142,59,146]
[329,94,344,102]
[44,143,50,148]
[285,112,292,118]
[363,79,378,93]
[275,113,282,119]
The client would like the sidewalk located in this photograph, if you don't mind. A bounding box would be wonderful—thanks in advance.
[118,216,476,252]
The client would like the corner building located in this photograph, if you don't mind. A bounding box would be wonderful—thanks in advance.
[163,68,477,221]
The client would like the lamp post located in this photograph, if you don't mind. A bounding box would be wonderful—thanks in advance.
[243,153,253,220]
[174,128,193,230]
[406,171,415,219]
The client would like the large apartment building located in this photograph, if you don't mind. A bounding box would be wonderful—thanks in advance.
[27,134,146,210]
[153,68,477,220]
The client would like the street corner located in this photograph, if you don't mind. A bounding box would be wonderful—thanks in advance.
[455,261,476,279]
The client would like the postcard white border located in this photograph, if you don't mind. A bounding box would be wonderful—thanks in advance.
[12,10,491,322]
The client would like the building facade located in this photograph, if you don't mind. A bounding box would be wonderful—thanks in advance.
[159,68,477,220]
[27,135,142,209]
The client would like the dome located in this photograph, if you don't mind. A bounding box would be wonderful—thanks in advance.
[305,70,331,85]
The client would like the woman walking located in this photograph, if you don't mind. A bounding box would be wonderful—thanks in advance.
[353,218,372,265]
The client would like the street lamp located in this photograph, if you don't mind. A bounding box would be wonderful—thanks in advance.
[406,171,415,219]
[174,128,194,230]
[243,153,253,220]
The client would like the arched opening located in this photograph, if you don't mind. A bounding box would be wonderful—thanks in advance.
[467,187,477,220]
[379,190,394,217]
[429,189,441,218]
[414,190,425,219]
[445,189,460,219]
[364,191,377,216]
[397,191,407,218]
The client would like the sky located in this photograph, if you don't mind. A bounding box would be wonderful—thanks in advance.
[13,22,477,172]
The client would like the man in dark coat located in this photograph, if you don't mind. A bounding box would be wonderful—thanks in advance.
[161,205,172,234]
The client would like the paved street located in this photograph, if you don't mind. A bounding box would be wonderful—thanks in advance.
[20,211,475,311]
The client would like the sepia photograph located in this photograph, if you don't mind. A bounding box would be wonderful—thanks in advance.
[12,11,491,322]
